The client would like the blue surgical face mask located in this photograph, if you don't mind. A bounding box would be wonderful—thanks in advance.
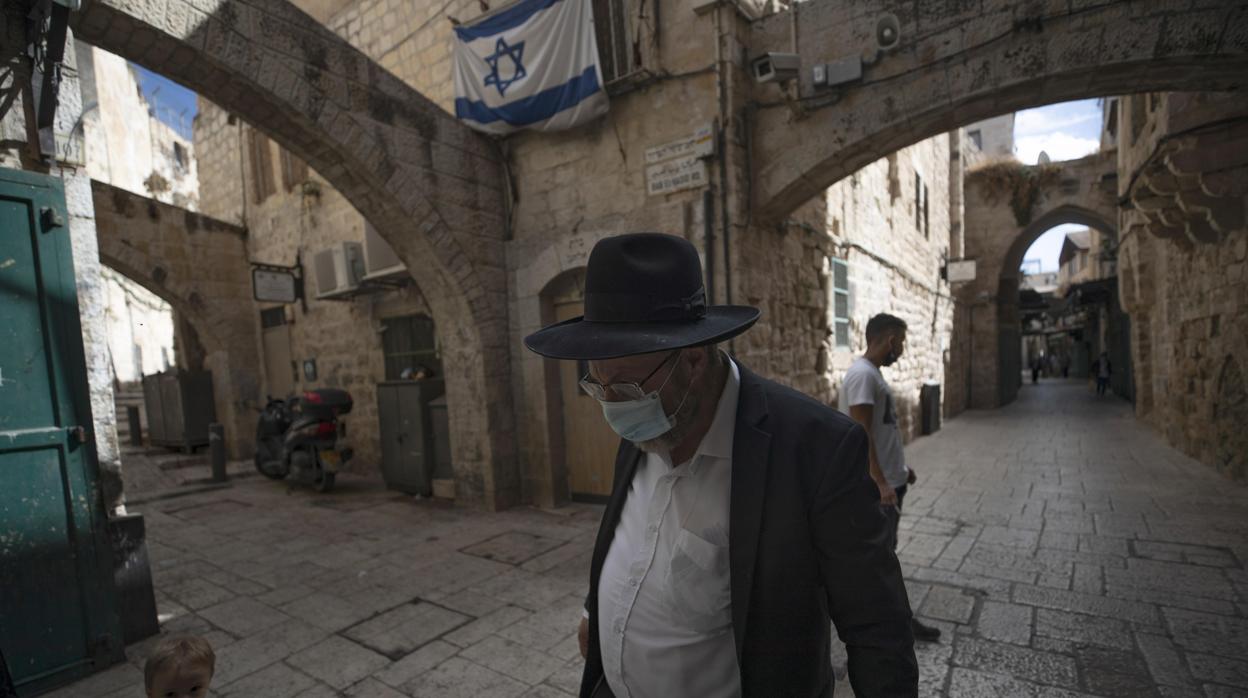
[597,354,694,443]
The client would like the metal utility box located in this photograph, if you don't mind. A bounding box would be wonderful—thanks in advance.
[920,381,942,435]
[142,370,216,452]
[377,379,446,495]
[428,395,454,482]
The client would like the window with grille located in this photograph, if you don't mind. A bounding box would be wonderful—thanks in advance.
[260,307,287,329]
[593,0,636,84]
[832,258,851,349]
[381,315,442,381]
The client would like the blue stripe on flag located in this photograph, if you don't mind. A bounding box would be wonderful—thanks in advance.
[453,0,564,41]
[455,67,601,127]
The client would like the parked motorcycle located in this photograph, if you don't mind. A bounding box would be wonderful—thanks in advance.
[254,388,354,492]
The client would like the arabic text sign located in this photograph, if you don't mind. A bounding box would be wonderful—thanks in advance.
[646,155,708,196]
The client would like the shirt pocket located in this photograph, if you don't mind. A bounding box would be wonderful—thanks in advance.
[662,528,732,633]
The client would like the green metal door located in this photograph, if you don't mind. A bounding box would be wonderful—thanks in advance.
[0,167,123,695]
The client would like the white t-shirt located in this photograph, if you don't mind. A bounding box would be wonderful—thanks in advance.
[839,357,907,488]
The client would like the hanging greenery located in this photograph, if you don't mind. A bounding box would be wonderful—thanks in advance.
[968,160,1063,226]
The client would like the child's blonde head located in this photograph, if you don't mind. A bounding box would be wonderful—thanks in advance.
[144,635,215,696]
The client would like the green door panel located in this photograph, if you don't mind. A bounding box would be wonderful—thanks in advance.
[0,167,123,695]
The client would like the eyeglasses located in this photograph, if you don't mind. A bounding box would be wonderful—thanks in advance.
[579,350,680,401]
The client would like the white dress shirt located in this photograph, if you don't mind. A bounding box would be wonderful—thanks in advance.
[597,357,742,698]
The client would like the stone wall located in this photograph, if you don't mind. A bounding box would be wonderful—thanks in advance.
[1117,91,1248,481]
[738,135,957,442]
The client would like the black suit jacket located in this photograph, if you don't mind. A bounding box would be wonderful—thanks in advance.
[580,362,918,697]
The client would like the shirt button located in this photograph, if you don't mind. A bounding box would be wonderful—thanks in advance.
[647,524,658,534]
[629,577,639,588]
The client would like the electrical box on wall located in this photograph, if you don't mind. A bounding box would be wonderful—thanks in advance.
[362,222,408,282]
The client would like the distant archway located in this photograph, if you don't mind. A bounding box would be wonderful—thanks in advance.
[956,153,1118,409]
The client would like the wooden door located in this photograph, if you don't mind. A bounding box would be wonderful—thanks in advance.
[261,315,295,398]
[0,167,124,694]
[555,301,619,499]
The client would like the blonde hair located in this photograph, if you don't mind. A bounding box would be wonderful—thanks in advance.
[144,635,215,691]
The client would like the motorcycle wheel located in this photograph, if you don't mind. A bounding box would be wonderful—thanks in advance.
[254,445,288,480]
[315,471,336,493]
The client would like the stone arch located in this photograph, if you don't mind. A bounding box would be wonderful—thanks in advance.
[749,0,1248,221]
[70,0,517,507]
[91,180,261,457]
[958,154,1119,408]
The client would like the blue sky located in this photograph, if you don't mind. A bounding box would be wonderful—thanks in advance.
[1014,99,1103,273]
[131,63,198,139]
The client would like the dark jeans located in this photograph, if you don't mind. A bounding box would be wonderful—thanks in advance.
[885,484,908,551]
[1096,377,1109,395]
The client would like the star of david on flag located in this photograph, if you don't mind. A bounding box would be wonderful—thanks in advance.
[483,38,526,97]
[452,0,609,134]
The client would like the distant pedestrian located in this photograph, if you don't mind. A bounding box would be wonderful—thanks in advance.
[145,635,214,698]
[1062,354,1071,379]
[1094,352,1112,396]
[841,312,942,643]
[1031,356,1041,384]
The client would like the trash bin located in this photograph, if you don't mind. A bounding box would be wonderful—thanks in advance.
[920,381,941,435]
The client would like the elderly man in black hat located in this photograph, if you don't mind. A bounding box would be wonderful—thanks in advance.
[524,234,917,698]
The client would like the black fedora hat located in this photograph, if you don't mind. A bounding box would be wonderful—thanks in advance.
[524,233,760,360]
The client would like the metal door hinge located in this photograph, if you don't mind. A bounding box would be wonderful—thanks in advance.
[41,206,66,231]
[69,426,86,443]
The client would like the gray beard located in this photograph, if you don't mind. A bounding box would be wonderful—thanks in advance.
[634,389,702,455]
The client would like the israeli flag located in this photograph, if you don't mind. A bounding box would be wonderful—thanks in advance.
[453,0,609,135]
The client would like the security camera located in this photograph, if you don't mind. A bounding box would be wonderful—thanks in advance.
[752,52,800,84]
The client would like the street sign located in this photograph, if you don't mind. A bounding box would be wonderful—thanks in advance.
[644,124,715,165]
[946,259,977,283]
[646,155,709,196]
[253,266,298,303]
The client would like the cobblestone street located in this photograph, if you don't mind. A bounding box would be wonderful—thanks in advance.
[52,379,1248,697]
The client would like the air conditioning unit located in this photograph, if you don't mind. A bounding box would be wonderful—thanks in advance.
[362,222,407,281]
[313,242,364,298]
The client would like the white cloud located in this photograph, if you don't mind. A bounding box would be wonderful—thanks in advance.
[1014,133,1100,165]
[1014,107,1099,137]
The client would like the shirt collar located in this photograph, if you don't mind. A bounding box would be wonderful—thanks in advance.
[693,353,740,462]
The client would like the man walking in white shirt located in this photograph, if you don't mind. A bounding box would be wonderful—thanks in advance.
[841,313,941,643]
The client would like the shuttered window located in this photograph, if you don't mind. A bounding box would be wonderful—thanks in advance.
[832,258,851,349]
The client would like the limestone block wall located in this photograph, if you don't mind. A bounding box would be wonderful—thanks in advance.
[736,135,956,443]
[242,158,432,473]
[1117,91,1248,481]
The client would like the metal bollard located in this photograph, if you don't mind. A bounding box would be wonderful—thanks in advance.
[209,423,227,482]
[126,405,142,446]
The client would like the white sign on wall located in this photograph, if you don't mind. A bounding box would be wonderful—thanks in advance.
[644,124,714,196]
[646,156,709,196]
[946,259,977,283]
[644,124,715,165]
[253,267,299,303]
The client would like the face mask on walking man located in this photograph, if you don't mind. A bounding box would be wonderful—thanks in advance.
[840,312,943,644]
[524,233,918,698]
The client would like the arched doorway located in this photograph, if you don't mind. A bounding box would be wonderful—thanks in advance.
[69,0,520,508]
[540,269,618,501]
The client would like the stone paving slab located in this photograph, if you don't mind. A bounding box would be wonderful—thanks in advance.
[51,381,1248,697]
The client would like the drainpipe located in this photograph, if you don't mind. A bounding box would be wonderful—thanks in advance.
[713,4,734,347]
[703,188,716,304]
